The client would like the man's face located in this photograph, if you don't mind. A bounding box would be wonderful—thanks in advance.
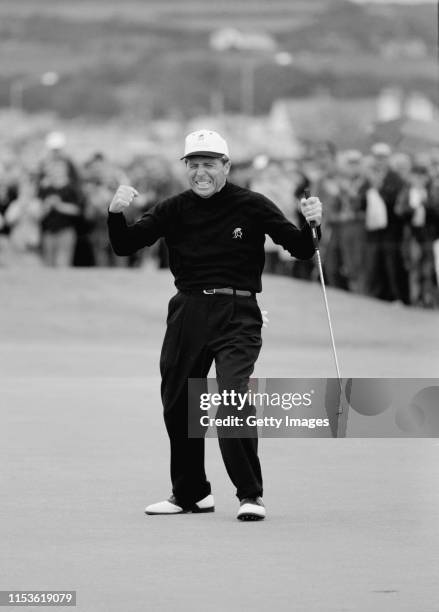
[345,159,362,179]
[315,150,336,174]
[186,156,231,198]
[373,154,389,173]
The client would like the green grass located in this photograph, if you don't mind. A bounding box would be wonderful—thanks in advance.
[1,266,438,380]
[1,267,439,611]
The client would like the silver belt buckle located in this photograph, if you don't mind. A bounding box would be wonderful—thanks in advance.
[203,289,216,295]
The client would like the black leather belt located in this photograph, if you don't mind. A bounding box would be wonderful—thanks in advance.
[202,288,253,297]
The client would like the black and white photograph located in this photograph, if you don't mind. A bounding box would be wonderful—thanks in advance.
[1,0,439,610]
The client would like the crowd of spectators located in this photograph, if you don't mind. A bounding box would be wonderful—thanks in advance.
[1,131,438,309]
[242,141,439,309]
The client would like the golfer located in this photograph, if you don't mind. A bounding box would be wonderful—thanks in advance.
[108,130,322,521]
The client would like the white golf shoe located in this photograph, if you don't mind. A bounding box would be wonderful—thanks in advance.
[145,494,214,515]
[237,497,266,521]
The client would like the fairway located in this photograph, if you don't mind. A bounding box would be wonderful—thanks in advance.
[1,268,439,611]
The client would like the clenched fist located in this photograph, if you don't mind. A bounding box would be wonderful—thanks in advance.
[109,185,139,213]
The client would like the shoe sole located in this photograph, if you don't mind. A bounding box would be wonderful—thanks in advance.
[145,506,215,515]
[190,506,215,514]
[237,512,265,521]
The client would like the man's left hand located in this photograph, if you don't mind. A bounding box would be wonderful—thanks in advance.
[300,196,322,226]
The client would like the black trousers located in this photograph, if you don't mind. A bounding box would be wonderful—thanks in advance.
[365,235,408,303]
[159,291,263,506]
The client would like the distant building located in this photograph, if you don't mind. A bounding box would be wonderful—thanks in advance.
[381,39,428,60]
[376,88,435,122]
[377,88,403,122]
[209,28,276,53]
[404,92,434,122]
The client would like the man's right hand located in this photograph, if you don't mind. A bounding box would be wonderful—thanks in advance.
[109,185,139,213]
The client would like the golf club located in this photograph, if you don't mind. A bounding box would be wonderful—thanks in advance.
[302,189,346,422]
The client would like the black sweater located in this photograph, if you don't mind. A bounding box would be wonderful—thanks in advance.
[107,181,318,293]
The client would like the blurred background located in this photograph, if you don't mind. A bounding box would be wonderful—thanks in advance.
[1,0,438,308]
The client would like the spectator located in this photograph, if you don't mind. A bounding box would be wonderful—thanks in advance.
[82,152,128,266]
[39,132,81,189]
[391,152,412,183]
[250,157,296,275]
[0,135,437,308]
[311,141,348,289]
[359,143,409,304]
[0,163,19,265]
[126,155,183,268]
[396,164,438,307]
[428,152,439,291]
[337,150,367,293]
[228,159,253,188]
[4,175,43,266]
[39,159,83,267]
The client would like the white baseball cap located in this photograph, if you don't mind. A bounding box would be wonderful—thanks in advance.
[181,129,229,160]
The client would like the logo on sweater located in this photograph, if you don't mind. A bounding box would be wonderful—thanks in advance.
[232,227,243,239]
